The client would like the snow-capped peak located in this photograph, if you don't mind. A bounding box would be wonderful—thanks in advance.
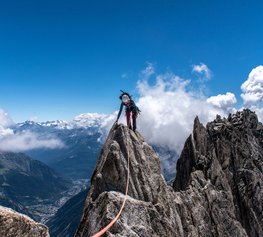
[73,113,110,128]
[17,120,41,127]
[41,120,72,129]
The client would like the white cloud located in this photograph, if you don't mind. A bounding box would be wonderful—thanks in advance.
[0,108,64,152]
[192,63,212,80]
[0,131,64,152]
[136,69,229,153]
[207,92,237,112]
[0,127,14,136]
[241,65,263,105]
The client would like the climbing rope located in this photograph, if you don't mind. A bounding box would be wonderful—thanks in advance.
[91,135,130,237]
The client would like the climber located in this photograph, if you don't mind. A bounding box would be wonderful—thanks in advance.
[116,90,140,132]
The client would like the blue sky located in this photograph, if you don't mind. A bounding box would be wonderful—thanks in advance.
[0,0,263,122]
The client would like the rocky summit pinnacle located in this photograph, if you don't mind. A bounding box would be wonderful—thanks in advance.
[76,109,263,237]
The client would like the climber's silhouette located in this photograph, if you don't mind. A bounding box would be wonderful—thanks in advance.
[116,90,140,131]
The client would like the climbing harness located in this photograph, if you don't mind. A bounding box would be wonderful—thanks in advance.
[91,137,130,237]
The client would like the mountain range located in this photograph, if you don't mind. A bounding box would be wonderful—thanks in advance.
[14,113,110,180]
[14,113,177,181]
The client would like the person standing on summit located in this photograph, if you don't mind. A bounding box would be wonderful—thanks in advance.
[116,91,140,132]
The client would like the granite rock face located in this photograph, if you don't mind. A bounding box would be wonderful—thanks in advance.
[76,109,263,237]
[174,109,263,237]
[0,205,50,237]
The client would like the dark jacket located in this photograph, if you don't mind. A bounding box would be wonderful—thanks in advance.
[117,100,140,120]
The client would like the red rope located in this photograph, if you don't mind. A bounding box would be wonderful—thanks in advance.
[91,145,130,237]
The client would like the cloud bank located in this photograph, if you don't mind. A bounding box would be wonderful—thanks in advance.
[0,109,64,152]
[0,131,64,152]
[136,67,230,153]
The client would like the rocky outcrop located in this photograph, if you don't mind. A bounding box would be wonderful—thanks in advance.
[0,205,49,237]
[75,109,263,237]
[173,109,263,236]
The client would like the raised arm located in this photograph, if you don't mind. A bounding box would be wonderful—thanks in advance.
[116,103,123,122]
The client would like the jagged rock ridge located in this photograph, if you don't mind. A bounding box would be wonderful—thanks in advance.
[76,109,263,237]
[0,205,49,237]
